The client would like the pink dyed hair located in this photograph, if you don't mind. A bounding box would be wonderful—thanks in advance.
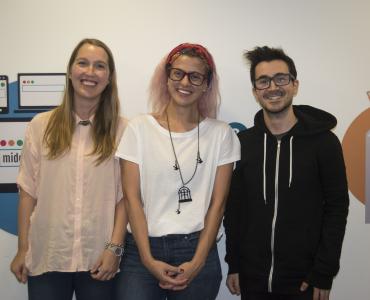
[148,43,220,119]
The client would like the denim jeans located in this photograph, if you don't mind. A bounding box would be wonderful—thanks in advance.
[114,232,222,300]
[28,271,113,300]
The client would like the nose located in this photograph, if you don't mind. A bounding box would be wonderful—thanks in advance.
[85,64,95,75]
[180,74,191,85]
[268,79,279,90]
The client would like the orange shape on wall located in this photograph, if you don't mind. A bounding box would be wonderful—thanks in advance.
[342,93,370,204]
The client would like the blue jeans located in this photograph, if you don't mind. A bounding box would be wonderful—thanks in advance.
[114,232,222,300]
[28,271,114,300]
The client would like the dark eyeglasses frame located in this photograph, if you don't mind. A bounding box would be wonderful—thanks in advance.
[167,67,207,86]
[254,73,296,90]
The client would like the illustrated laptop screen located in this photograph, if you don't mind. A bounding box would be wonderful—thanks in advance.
[0,119,30,192]
[0,75,8,114]
[18,73,66,109]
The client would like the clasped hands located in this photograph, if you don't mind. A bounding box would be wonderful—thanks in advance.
[146,259,203,291]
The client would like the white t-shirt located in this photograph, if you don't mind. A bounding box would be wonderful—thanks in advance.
[116,114,240,237]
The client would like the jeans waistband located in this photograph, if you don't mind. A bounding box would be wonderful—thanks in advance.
[127,231,200,242]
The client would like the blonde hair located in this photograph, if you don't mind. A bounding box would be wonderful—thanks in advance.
[43,38,120,164]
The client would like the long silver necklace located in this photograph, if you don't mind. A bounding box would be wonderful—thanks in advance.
[166,112,203,214]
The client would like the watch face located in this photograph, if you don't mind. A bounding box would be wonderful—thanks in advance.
[114,247,123,256]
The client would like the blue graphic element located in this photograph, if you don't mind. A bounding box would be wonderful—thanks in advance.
[1,81,38,236]
[0,193,18,234]
[229,122,247,134]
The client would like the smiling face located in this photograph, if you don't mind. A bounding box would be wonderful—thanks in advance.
[252,59,299,115]
[69,43,110,106]
[167,55,208,111]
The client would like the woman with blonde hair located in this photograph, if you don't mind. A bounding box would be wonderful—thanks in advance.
[115,43,240,300]
[10,38,127,300]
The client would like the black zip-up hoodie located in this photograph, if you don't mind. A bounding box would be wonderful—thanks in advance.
[224,105,349,294]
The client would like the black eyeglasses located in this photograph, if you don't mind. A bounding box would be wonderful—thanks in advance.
[254,73,295,90]
[167,68,206,86]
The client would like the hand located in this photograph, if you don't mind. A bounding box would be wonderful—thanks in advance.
[10,250,29,284]
[167,260,204,291]
[301,282,330,300]
[90,250,120,281]
[145,259,188,290]
[226,273,240,295]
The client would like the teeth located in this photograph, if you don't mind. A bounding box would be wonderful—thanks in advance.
[266,96,281,100]
[81,80,97,86]
[264,91,284,100]
[177,89,191,95]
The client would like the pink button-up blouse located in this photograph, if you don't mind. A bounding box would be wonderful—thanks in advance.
[17,111,126,276]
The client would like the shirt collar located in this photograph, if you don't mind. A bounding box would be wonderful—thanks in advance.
[74,112,95,126]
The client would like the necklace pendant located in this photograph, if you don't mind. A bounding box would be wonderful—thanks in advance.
[197,152,203,164]
[178,186,192,203]
[173,161,179,170]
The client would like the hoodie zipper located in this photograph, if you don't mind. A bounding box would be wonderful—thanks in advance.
[268,140,281,292]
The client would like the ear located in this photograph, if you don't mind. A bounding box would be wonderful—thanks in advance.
[292,80,299,97]
[252,87,261,105]
[202,82,209,92]
[252,87,258,98]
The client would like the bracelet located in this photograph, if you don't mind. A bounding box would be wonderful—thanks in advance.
[105,242,124,257]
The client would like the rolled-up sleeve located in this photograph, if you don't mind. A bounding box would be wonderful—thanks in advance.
[17,119,40,199]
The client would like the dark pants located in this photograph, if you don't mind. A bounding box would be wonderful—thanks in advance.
[114,232,222,300]
[28,271,113,300]
[242,289,313,300]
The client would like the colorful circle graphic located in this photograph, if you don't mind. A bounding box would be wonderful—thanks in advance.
[342,95,370,204]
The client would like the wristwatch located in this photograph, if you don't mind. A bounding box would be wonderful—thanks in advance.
[105,242,124,257]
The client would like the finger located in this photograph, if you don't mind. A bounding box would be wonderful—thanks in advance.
[161,274,188,286]
[300,281,308,291]
[21,266,28,283]
[226,280,236,294]
[91,270,105,281]
[166,270,180,277]
[313,287,320,300]
[107,273,115,281]
[171,284,188,291]
[234,280,241,295]
[164,264,183,275]
[319,289,330,300]
[90,262,101,274]
[159,281,174,289]
[15,270,23,283]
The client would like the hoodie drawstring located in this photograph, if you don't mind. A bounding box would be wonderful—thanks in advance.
[263,133,267,204]
[263,134,294,204]
[289,136,293,187]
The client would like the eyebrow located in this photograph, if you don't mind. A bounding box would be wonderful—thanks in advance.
[75,57,108,65]
[255,73,288,80]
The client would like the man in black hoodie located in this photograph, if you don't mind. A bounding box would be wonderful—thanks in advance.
[224,46,349,300]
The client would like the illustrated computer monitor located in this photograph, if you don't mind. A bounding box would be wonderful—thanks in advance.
[17,73,66,112]
[0,119,30,192]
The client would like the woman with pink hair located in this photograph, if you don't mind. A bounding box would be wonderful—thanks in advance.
[115,43,240,300]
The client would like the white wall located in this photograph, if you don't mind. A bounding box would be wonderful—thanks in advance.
[1,0,369,299]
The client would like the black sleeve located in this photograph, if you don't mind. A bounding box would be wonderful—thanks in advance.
[224,162,245,274]
[306,132,349,289]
